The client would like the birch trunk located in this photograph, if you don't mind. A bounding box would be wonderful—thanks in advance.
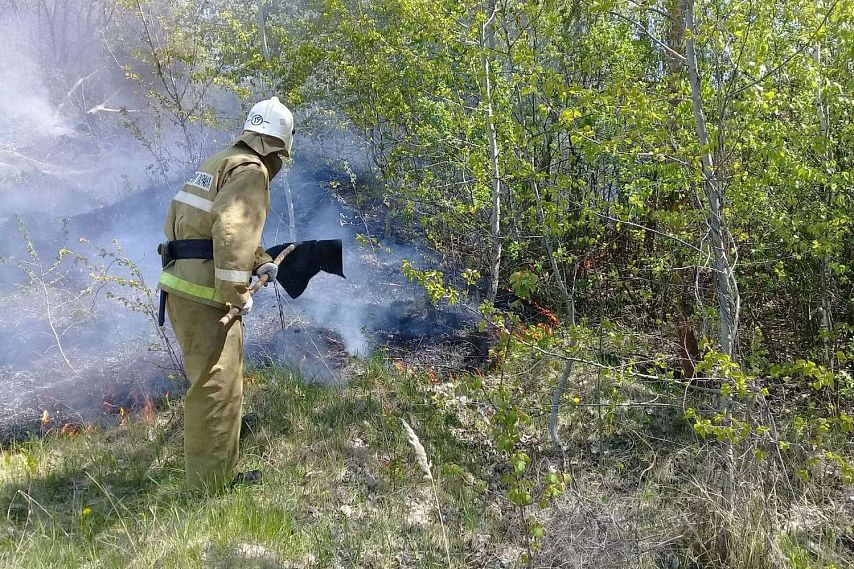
[531,178,577,452]
[684,0,739,515]
[482,2,502,303]
[814,39,834,367]
[685,0,737,358]
[257,0,269,62]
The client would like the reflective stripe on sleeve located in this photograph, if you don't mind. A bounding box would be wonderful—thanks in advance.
[158,272,223,302]
[173,191,213,212]
[215,268,252,283]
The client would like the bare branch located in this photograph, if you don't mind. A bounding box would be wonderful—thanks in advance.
[609,10,686,63]
[86,104,144,114]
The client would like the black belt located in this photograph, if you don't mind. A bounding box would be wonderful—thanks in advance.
[158,239,213,267]
[157,239,214,326]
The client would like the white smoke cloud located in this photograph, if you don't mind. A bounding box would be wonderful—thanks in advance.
[0,3,481,441]
[0,49,68,140]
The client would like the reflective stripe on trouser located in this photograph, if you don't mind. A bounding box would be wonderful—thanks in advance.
[166,293,243,490]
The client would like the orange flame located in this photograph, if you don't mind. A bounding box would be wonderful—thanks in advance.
[41,409,50,425]
[141,397,154,423]
[118,407,128,427]
[531,301,560,327]
[59,423,79,437]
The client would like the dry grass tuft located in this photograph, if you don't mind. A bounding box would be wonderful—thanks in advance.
[401,418,432,481]
[401,417,451,567]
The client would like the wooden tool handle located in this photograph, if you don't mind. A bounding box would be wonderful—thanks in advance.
[218,243,297,327]
[219,305,242,326]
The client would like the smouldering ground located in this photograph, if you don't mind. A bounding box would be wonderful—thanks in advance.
[0,360,506,568]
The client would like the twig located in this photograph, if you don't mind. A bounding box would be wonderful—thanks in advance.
[589,211,707,256]
[609,11,686,63]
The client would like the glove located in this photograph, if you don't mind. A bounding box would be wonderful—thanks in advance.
[237,295,253,316]
[255,262,278,286]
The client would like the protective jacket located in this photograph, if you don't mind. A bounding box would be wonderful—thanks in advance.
[158,132,285,309]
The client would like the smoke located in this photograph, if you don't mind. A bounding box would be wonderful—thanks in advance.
[0,3,204,435]
[0,4,123,216]
[0,45,66,139]
[255,154,444,359]
[0,3,481,438]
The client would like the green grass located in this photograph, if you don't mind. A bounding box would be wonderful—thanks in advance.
[0,359,492,568]
[4,353,850,568]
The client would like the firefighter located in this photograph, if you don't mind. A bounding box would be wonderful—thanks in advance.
[157,97,294,491]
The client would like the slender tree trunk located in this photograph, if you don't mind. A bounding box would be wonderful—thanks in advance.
[667,0,685,78]
[814,40,834,368]
[257,0,269,61]
[549,359,574,454]
[685,0,739,520]
[500,9,573,451]
[481,1,502,302]
[685,1,737,358]
[284,174,296,242]
[531,177,577,453]
[667,0,700,378]
[531,180,574,323]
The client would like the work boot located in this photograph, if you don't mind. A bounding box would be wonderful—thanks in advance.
[229,470,263,488]
[240,413,261,439]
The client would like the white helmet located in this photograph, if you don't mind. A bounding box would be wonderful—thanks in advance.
[243,96,295,156]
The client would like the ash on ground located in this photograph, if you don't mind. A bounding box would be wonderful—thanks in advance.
[247,325,349,386]
[245,294,492,387]
[0,347,179,444]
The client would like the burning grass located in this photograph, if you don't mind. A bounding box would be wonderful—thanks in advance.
[0,346,181,447]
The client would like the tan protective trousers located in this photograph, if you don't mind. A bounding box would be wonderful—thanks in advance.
[166,294,244,491]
